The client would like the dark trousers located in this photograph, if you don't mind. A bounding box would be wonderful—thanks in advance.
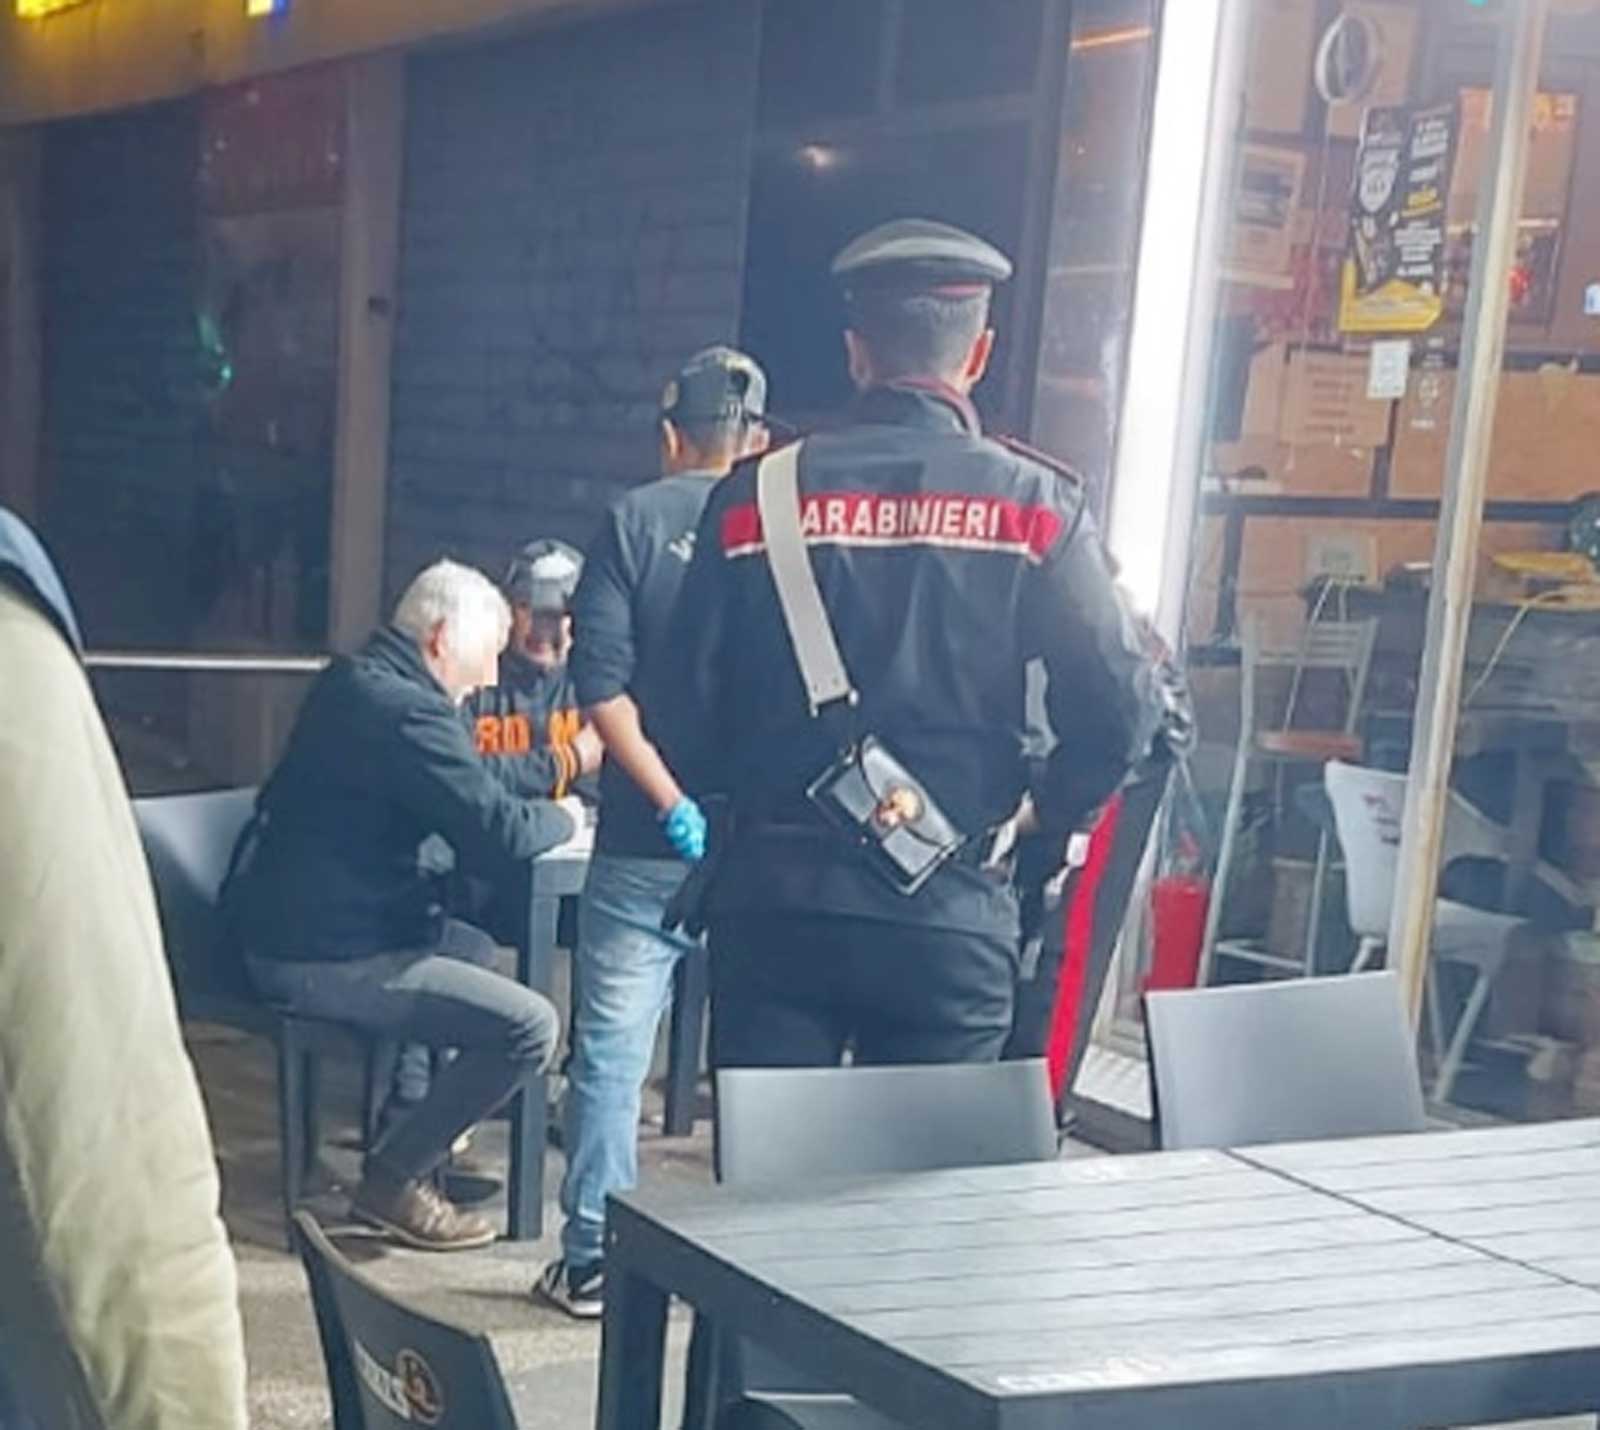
[708,912,1017,1069]
[247,919,558,1183]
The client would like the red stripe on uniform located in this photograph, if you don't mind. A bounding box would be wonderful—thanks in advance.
[720,492,1063,562]
[1045,793,1122,1100]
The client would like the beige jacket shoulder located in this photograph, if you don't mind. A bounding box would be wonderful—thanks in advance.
[0,584,248,1430]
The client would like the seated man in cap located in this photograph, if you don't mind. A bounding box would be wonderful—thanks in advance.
[533,346,770,1317]
[461,539,601,1097]
[659,220,1173,1075]
[468,538,602,805]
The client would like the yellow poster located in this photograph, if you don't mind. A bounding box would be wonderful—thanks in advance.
[1339,103,1458,334]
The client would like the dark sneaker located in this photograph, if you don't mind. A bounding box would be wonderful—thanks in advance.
[352,1169,497,1252]
[533,1258,604,1319]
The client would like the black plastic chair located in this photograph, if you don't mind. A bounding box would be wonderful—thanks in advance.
[135,789,395,1241]
[692,1060,1058,1430]
[1145,971,1428,1150]
[291,1211,522,1430]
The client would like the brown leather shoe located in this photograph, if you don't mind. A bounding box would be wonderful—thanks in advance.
[352,1169,497,1252]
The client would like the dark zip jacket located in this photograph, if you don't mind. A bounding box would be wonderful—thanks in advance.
[229,625,574,961]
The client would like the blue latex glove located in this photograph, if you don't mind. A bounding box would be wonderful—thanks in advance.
[660,796,708,862]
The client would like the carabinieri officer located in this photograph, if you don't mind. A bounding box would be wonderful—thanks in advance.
[660,218,1177,1069]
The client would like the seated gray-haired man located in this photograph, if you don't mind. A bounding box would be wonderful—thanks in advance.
[227,559,577,1250]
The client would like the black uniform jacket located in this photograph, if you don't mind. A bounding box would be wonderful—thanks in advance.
[658,383,1167,937]
[228,625,574,961]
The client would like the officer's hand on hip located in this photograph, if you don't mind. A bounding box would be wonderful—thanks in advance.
[660,797,708,862]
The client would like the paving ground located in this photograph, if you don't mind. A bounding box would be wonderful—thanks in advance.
[192,1017,703,1430]
[190,1018,1598,1430]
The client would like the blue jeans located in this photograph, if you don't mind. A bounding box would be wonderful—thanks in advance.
[560,854,695,1267]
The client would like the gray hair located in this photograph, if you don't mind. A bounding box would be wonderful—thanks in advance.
[392,559,510,658]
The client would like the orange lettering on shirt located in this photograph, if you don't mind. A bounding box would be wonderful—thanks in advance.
[475,716,502,755]
[503,714,532,754]
[548,708,581,749]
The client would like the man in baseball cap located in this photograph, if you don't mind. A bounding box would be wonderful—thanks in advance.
[658,344,769,449]
[465,537,600,802]
[535,345,770,1317]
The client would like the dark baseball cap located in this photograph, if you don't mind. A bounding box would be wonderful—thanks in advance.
[660,346,768,426]
[504,538,583,613]
[832,218,1013,297]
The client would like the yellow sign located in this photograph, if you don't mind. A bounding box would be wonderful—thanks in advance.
[1339,104,1460,335]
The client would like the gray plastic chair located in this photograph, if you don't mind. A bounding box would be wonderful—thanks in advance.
[1146,972,1427,1150]
[696,1060,1057,1430]
[1324,759,1534,1102]
[717,1059,1057,1186]
[134,787,261,1002]
[135,789,395,1241]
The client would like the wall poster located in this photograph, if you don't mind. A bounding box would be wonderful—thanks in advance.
[1226,145,1308,289]
[1338,102,1458,334]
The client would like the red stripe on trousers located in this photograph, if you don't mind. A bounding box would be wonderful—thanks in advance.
[1045,793,1124,1100]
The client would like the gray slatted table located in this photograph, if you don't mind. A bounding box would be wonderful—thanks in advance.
[600,1130,1600,1429]
[1239,1117,1600,1292]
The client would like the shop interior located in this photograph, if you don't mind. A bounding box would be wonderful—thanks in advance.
[1168,0,1600,1124]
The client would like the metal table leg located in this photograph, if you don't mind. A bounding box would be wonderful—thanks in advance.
[508,887,560,1241]
[597,1259,669,1430]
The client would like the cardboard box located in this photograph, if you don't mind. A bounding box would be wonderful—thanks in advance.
[1244,0,1316,134]
[1278,350,1394,450]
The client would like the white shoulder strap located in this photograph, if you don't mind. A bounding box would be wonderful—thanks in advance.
[755,443,856,714]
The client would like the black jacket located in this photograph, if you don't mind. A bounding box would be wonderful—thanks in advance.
[229,626,575,961]
[658,384,1170,936]
[463,650,596,802]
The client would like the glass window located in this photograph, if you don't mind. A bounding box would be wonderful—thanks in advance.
[1032,0,1159,515]
[40,75,341,655]
[37,71,344,794]
[1152,0,1600,1128]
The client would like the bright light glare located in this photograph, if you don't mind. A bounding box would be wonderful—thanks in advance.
[15,0,91,15]
[1106,0,1227,639]
[1070,24,1155,52]
[797,144,843,172]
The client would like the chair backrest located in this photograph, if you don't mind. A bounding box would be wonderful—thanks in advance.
[1323,760,1402,939]
[133,787,258,996]
[715,1059,1058,1187]
[1324,760,1519,940]
[291,1212,519,1430]
[1146,972,1426,1149]
[1240,614,1377,741]
[708,1061,1057,1411]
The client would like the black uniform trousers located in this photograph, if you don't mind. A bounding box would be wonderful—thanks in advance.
[707,912,1017,1069]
